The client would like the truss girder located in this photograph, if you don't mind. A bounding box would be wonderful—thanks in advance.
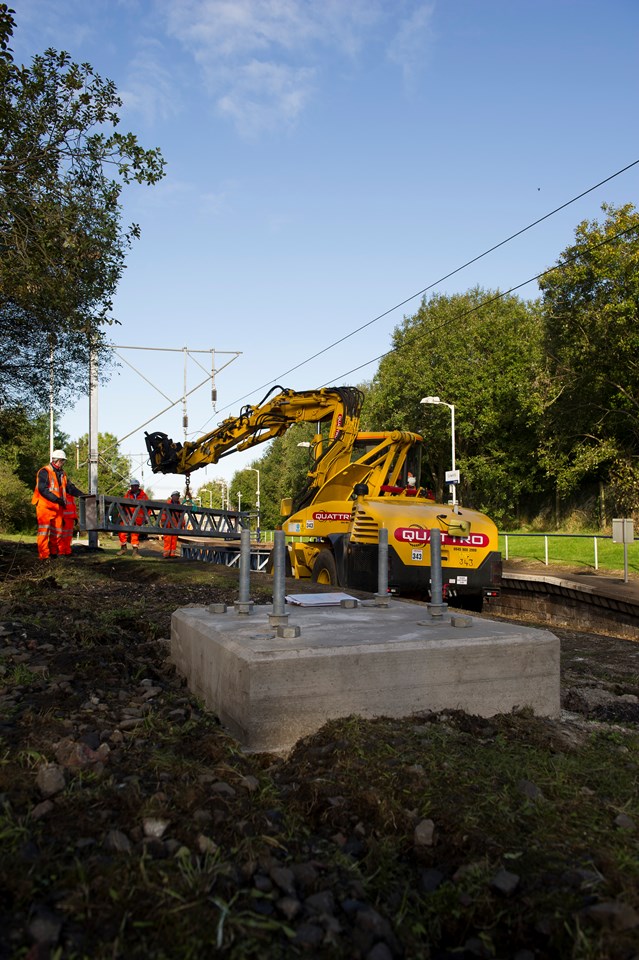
[79,495,248,539]
[181,543,271,571]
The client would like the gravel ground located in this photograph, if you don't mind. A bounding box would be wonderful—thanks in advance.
[1,539,638,959]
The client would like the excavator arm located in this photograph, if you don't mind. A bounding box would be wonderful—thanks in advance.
[145,386,364,489]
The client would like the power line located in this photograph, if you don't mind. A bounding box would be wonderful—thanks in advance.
[209,159,638,421]
[324,221,639,386]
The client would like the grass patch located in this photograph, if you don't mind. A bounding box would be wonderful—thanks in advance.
[500,531,639,573]
[1,537,639,957]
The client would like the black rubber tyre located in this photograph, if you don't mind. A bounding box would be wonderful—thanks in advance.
[311,549,338,585]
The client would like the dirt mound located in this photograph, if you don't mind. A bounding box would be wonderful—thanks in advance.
[0,539,638,959]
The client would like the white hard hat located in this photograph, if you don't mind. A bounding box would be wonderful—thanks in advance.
[171,490,180,498]
[51,449,67,460]
[130,478,140,486]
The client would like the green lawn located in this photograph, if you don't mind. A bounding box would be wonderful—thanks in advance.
[500,532,639,575]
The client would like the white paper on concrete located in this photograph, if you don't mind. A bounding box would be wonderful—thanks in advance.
[285,593,358,606]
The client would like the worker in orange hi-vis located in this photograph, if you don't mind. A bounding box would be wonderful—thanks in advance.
[59,493,78,555]
[161,490,184,558]
[32,450,85,561]
[118,478,149,557]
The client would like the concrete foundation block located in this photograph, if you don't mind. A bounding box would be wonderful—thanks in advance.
[171,602,560,754]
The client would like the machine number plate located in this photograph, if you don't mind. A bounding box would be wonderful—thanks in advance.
[411,549,423,561]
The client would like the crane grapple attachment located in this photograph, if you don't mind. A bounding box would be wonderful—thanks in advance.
[145,431,183,474]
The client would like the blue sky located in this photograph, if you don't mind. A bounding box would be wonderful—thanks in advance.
[13,0,639,499]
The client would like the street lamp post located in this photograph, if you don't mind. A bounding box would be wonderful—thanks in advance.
[420,396,458,508]
[246,467,261,542]
[216,478,229,511]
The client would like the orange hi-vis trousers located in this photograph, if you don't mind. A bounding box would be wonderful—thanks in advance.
[59,496,77,555]
[36,503,64,559]
[119,530,141,547]
[163,535,178,557]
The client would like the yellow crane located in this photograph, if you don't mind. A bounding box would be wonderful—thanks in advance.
[145,385,501,609]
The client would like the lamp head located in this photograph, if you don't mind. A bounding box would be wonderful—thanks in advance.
[420,396,440,404]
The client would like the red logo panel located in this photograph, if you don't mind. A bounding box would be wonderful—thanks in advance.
[393,528,489,548]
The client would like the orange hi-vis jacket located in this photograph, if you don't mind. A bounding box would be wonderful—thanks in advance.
[161,498,184,530]
[125,488,149,524]
[32,463,67,510]
[64,494,77,522]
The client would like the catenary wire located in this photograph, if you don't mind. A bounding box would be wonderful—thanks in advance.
[203,158,638,424]
[323,221,639,385]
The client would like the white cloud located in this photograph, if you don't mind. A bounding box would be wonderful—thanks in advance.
[120,40,182,125]
[158,0,388,135]
[387,2,436,90]
[217,59,314,137]
[200,179,241,216]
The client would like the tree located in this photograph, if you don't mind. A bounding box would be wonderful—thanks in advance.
[0,405,67,530]
[538,203,639,511]
[0,462,32,532]
[65,432,132,497]
[364,289,546,524]
[195,479,227,510]
[0,6,164,411]
[0,406,53,485]
[237,425,316,530]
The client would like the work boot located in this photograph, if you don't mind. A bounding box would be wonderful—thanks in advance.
[120,543,128,554]
[131,547,140,558]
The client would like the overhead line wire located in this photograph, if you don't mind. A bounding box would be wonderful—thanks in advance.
[324,221,639,386]
[209,159,638,421]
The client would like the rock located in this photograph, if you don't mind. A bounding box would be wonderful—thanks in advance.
[406,763,425,776]
[575,687,617,708]
[366,943,394,960]
[31,800,55,820]
[491,868,520,896]
[276,896,302,920]
[582,900,639,931]
[193,808,212,825]
[143,817,170,838]
[518,779,544,801]
[28,906,63,945]
[270,865,296,895]
[419,868,445,893]
[54,737,110,769]
[414,818,435,847]
[614,812,636,831]
[104,829,132,854]
[293,923,324,948]
[211,780,236,797]
[355,907,393,938]
[36,764,66,797]
[305,889,335,914]
[291,861,319,891]
[239,774,260,792]
[78,731,101,750]
[253,873,273,892]
[197,834,218,855]
[118,718,145,730]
